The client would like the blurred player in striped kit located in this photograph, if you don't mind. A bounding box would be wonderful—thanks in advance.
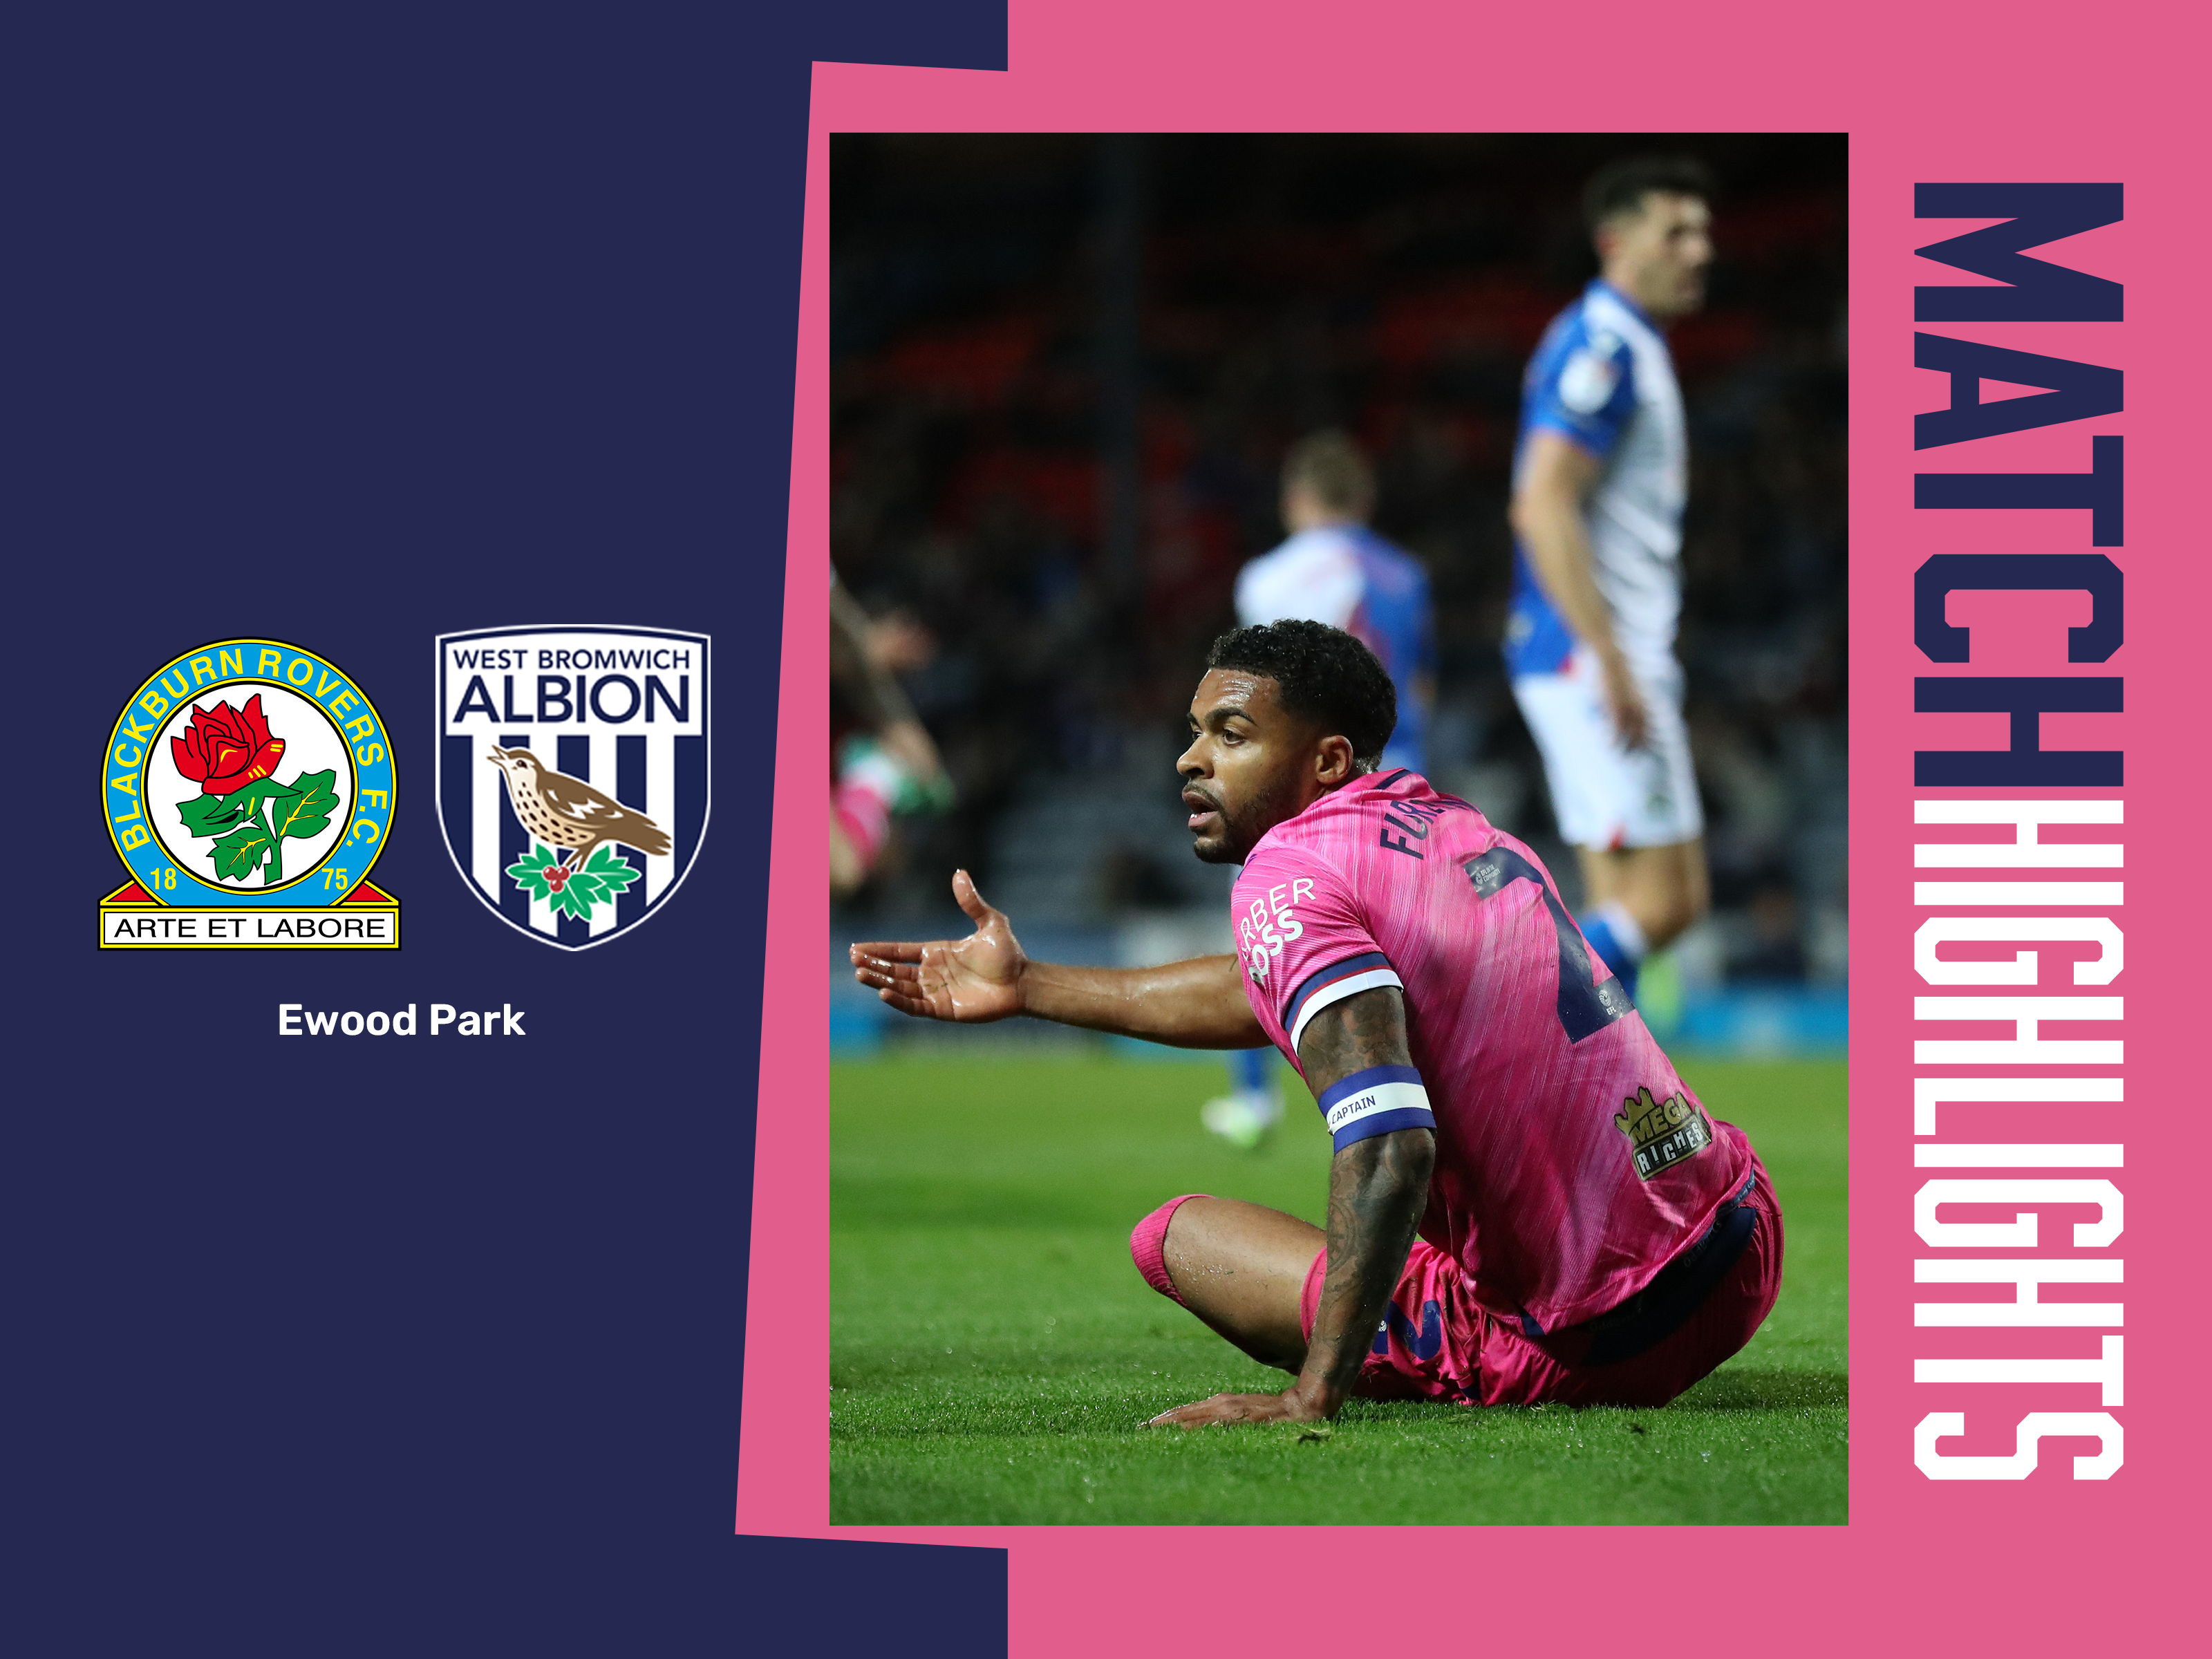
[1202,433,1434,1148]
[1506,156,1715,1004]
[831,569,950,901]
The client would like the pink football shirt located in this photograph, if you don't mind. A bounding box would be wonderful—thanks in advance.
[1232,767,1752,1332]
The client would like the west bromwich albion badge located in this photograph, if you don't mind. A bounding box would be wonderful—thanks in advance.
[100,640,400,948]
[435,625,709,950]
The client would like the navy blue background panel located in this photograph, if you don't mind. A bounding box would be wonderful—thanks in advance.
[12,5,1006,1656]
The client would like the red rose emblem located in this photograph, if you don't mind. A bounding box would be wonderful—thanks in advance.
[171,694,287,795]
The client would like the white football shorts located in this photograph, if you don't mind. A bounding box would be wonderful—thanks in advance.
[1512,644,1703,850]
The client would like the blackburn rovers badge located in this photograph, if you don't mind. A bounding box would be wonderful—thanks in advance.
[435,625,709,950]
[100,640,400,948]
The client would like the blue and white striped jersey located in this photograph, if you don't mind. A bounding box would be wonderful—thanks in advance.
[1504,279,1688,677]
[1236,523,1435,772]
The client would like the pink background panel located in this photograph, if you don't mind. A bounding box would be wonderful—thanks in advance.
[744,3,2208,1650]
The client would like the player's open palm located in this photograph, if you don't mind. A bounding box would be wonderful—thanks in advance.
[1147,1389,1329,1430]
[850,870,1027,1022]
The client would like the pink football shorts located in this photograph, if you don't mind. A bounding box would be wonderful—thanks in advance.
[1300,1156,1785,1408]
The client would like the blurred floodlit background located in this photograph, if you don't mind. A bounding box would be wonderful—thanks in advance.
[830,133,1846,1058]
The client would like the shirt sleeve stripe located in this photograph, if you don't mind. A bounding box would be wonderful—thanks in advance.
[1315,1063,1425,1112]
[1283,950,1394,1035]
[1286,967,1405,1055]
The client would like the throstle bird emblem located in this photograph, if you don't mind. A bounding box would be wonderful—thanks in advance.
[485,747,673,866]
[438,625,709,948]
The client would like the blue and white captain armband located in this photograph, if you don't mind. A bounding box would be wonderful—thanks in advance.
[1314,1065,1436,1152]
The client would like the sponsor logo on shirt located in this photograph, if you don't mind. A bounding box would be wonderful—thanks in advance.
[1614,1083,1714,1180]
[1237,878,1313,986]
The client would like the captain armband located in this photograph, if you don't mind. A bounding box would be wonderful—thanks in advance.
[1314,1065,1436,1153]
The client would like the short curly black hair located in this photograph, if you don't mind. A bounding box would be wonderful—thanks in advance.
[1206,619,1397,770]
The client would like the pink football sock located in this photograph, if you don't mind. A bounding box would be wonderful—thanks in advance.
[1129,1194,1209,1306]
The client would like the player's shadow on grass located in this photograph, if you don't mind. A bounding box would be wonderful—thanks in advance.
[1664,1367,1846,1412]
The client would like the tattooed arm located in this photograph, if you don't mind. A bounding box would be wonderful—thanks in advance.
[1147,986,1435,1427]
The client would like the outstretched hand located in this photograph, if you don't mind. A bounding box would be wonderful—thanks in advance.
[850,870,1027,1023]
[1146,1387,1333,1431]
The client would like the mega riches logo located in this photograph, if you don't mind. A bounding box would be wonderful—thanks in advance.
[435,626,709,950]
[1613,1085,1715,1181]
[100,640,399,948]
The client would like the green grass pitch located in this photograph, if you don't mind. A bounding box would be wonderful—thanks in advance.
[831,1049,1844,1525]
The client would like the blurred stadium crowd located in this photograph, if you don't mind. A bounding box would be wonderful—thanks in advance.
[830,133,1846,1011]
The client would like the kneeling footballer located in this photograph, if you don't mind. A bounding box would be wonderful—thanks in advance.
[852,619,1781,1428]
